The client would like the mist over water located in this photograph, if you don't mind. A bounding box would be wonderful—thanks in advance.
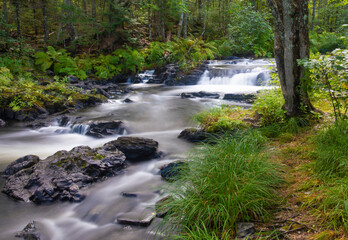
[0,59,273,240]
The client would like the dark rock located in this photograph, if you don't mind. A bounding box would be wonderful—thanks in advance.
[103,137,159,161]
[155,196,171,218]
[57,116,73,127]
[4,155,40,177]
[2,143,127,203]
[149,64,179,84]
[122,98,133,103]
[46,70,55,76]
[164,67,207,86]
[178,128,208,143]
[68,76,80,84]
[160,161,185,181]
[117,211,156,227]
[0,118,6,127]
[15,221,40,240]
[86,121,127,138]
[236,222,255,239]
[122,192,138,197]
[181,91,220,99]
[223,93,256,103]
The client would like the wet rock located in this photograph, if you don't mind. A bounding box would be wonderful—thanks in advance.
[223,93,256,103]
[181,91,220,99]
[103,137,159,161]
[236,222,255,239]
[86,121,127,138]
[164,67,207,86]
[3,143,127,203]
[155,196,171,218]
[149,64,179,84]
[15,221,40,240]
[0,118,6,127]
[3,155,40,177]
[160,161,185,181]
[122,98,133,103]
[117,211,156,227]
[178,128,208,143]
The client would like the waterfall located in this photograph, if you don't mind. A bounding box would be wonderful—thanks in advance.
[198,59,272,86]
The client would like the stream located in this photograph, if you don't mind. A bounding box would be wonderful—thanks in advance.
[0,59,273,240]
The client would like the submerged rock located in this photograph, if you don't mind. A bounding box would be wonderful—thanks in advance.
[0,118,6,127]
[180,91,220,99]
[15,221,41,240]
[86,120,128,138]
[103,137,159,161]
[117,211,156,227]
[3,143,127,203]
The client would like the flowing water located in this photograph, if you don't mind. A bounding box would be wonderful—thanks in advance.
[0,59,273,240]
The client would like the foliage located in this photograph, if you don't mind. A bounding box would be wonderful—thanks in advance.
[0,56,24,74]
[299,49,348,122]
[160,131,283,239]
[215,5,273,57]
[253,88,286,126]
[310,31,347,54]
[0,67,13,87]
[34,46,88,80]
[193,106,249,132]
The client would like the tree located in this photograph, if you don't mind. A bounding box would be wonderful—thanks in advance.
[267,0,315,117]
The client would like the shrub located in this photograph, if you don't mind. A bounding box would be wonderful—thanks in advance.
[299,49,348,122]
[253,88,286,126]
[160,131,283,239]
[310,31,347,54]
[193,106,249,132]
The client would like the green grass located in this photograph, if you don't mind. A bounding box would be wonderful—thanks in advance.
[160,130,284,239]
[310,121,348,231]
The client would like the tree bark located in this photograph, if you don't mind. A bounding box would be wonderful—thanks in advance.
[177,10,184,37]
[267,0,314,116]
[41,0,49,47]
[14,0,21,40]
[3,0,9,44]
[311,0,316,30]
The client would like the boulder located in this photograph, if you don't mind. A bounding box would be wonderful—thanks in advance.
[3,155,40,177]
[2,142,127,203]
[103,137,159,161]
[178,128,208,143]
[223,93,256,103]
[85,121,128,138]
[15,221,40,240]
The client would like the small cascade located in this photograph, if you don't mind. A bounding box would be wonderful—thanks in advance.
[137,70,155,83]
[70,124,90,135]
[198,59,273,86]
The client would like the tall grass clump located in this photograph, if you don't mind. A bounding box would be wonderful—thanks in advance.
[314,121,348,179]
[311,121,348,231]
[161,131,283,239]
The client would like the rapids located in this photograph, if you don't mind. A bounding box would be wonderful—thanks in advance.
[0,59,273,240]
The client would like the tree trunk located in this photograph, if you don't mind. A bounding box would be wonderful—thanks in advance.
[65,0,76,43]
[90,0,97,20]
[267,0,314,116]
[183,12,187,38]
[14,0,21,40]
[177,10,184,37]
[3,0,8,44]
[311,0,316,30]
[41,0,49,47]
[33,0,38,37]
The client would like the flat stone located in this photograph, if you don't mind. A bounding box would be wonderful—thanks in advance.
[223,93,256,103]
[236,222,255,239]
[15,221,41,240]
[117,211,156,227]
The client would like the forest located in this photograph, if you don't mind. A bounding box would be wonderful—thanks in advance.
[0,0,347,240]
